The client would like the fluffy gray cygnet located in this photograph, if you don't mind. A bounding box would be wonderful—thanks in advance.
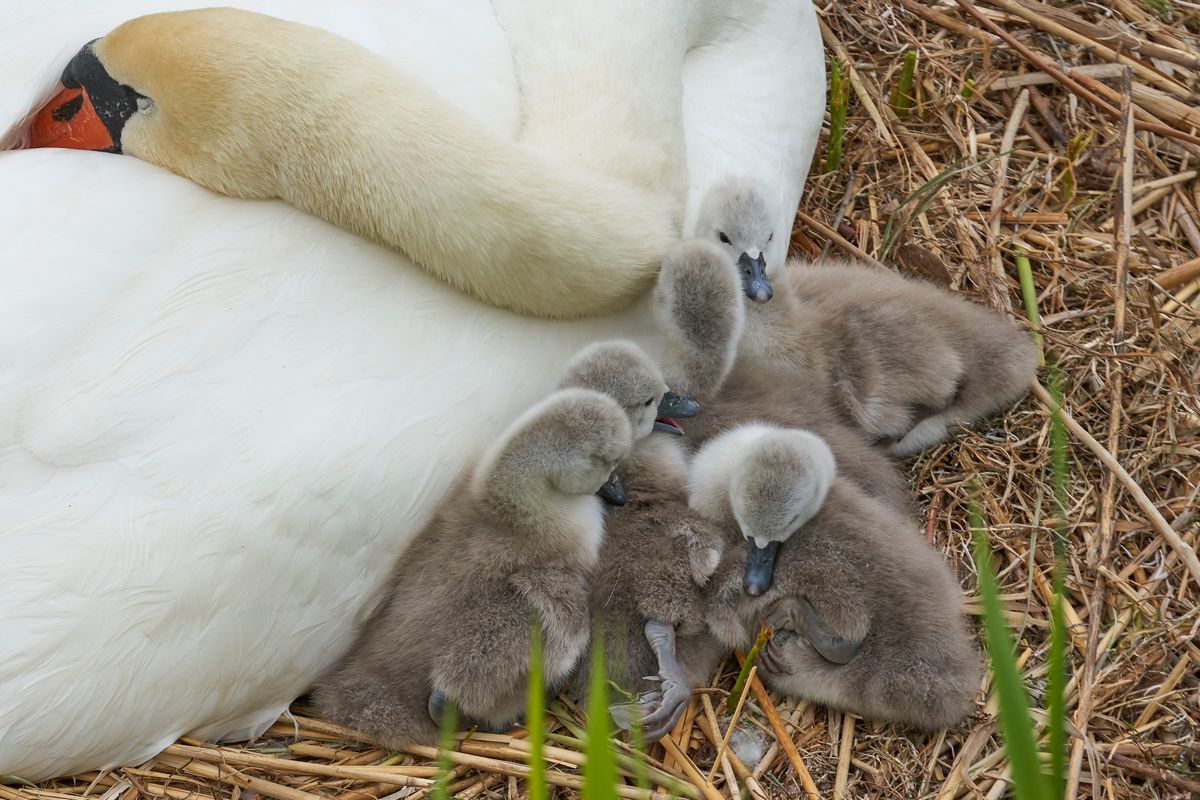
[313,387,632,746]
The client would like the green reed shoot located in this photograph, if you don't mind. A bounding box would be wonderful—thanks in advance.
[890,50,918,118]
[826,58,849,172]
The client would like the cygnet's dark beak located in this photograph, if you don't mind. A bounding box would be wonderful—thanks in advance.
[738,252,772,304]
[596,470,627,506]
[25,40,142,153]
[652,391,699,434]
[743,539,781,596]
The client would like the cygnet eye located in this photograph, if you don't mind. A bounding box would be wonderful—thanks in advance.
[718,232,731,245]
[644,398,654,407]
[767,232,775,243]
[135,95,154,113]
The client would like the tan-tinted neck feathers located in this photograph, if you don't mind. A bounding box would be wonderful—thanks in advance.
[88,8,676,318]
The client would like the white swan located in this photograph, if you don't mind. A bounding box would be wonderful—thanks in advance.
[0,0,824,781]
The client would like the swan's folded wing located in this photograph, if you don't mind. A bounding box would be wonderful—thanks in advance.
[0,151,660,780]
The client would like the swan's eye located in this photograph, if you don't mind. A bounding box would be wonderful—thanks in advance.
[767,233,775,244]
[135,95,154,113]
[644,398,654,407]
[718,232,731,245]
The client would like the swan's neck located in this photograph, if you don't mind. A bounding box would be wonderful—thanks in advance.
[132,16,676,319]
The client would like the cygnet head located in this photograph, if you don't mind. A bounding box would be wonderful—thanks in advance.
[560,341,699,441]
[696,178,777,304]
[510,388,634,497]
[690,424,836,596]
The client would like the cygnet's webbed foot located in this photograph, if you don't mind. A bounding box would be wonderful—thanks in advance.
[625,620,693,741]
[766,596,863,666]
[610,680,692,744]
[626,678,691,742]
[887,414,954,458]
[427,690,518,734]
[596,470,627,506]
[609,688,666,735]
[758,630,796,676]
[427,689,451,727]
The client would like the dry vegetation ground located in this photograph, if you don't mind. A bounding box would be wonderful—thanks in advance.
[7,0,1200,798]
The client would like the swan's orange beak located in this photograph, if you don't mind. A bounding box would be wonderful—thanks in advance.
[26,84,116,151]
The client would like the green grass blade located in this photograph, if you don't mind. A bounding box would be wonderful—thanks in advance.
[1048,365,1069,524]
[430,693,458,800]
[825,58,848,172]
[582,630,620,800]
[971,504,1049,800]
[726,626,773,714]
[526,624,547,800]
[1015,248,1045,368]
[1045,365,1070,797]
[890,50,918,118]
[1046,565,1067,797]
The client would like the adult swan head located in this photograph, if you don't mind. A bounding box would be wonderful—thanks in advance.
[0,0,824,782]
[19,7,676,319]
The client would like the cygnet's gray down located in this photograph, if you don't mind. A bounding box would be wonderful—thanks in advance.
[689,180,1038,457]
[312,388,632,747]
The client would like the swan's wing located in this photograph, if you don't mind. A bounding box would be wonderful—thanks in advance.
[0,0,613,780]
[0,148,660,780]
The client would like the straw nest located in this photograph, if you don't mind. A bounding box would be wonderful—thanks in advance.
[6,0,1200,797]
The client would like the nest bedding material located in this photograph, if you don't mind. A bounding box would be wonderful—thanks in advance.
[6,0,1200,797]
